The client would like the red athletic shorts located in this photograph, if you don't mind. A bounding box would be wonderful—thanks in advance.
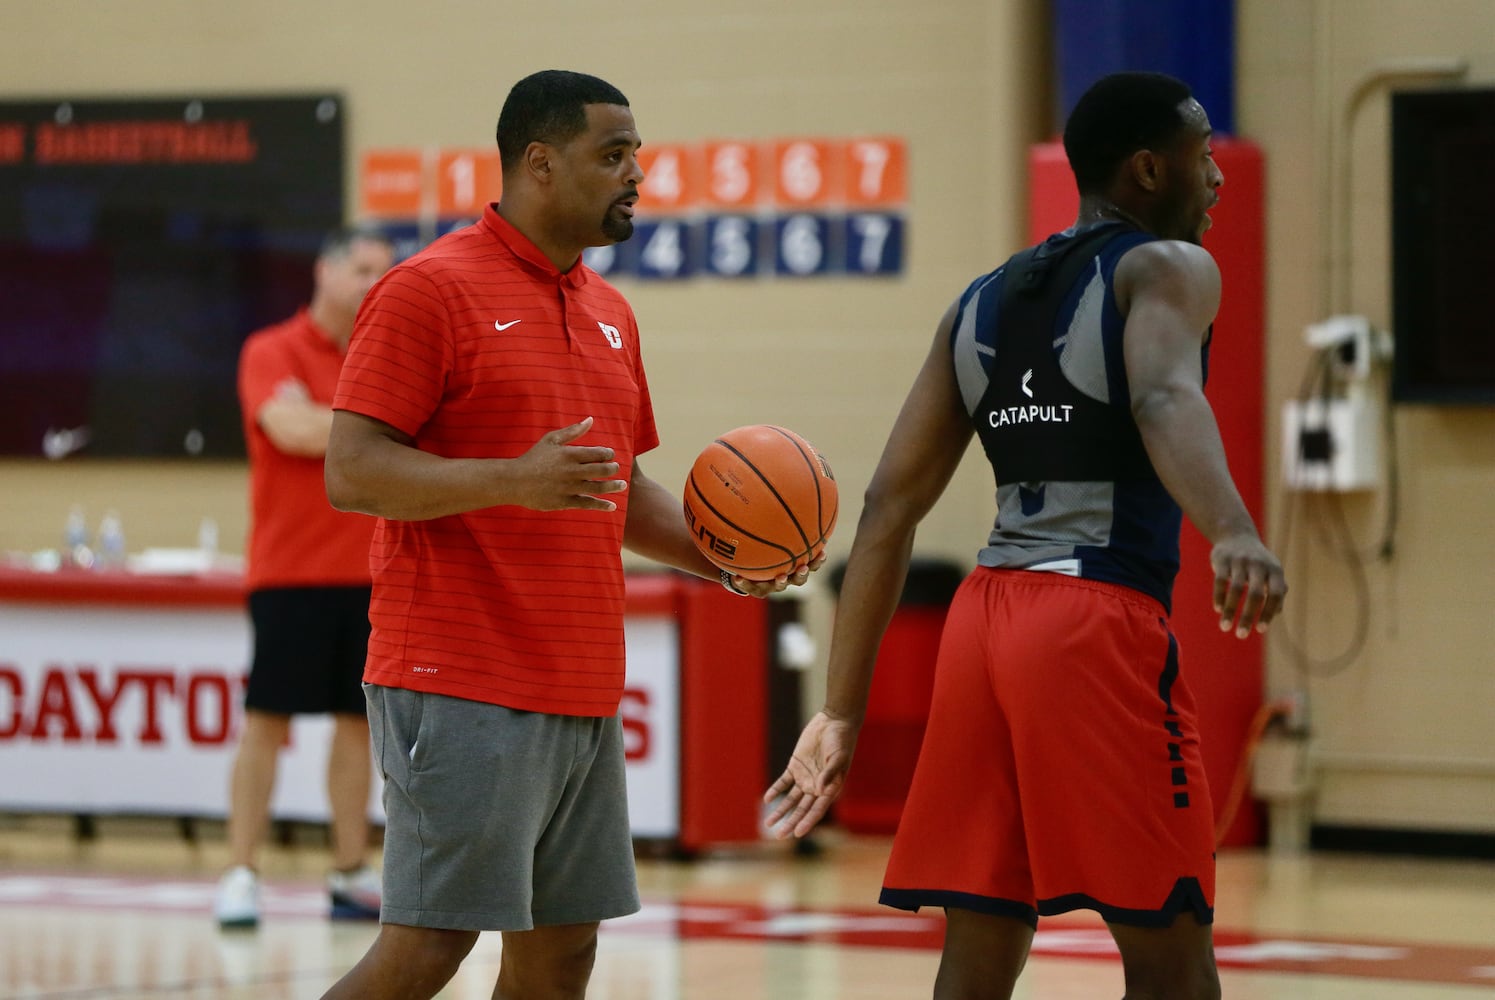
[879,567,1215,929]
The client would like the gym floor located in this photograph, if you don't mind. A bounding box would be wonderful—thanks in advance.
[2,816,1494,999]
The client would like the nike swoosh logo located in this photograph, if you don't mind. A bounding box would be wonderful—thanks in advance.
[494,320,522,331]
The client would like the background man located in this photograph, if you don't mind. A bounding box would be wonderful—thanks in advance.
[216,226,395,929]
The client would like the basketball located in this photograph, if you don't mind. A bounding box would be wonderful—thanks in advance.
[683,425,838,582]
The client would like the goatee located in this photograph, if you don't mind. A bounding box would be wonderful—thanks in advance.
[602,216,634,243]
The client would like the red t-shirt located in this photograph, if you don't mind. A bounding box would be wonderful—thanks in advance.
[238,309,375,590]
[333,206,659,716]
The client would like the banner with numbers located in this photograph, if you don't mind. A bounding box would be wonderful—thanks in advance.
[358,146,501,259]
[359,136,906,279]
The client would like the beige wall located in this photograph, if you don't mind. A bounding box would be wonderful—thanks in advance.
[1238,0,1495,831]
[3,0,1491,832]
[1,0,1049,560]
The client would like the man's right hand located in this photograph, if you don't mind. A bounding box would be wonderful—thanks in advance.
[511,416,628,512]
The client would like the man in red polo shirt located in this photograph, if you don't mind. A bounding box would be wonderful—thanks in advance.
[317,71,815,1000]
[217,226,394,930]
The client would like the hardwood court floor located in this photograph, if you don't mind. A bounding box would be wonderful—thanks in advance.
[2,816,1494,999]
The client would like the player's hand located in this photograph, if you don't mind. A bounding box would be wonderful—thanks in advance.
[764,710,858,839]
[727,551,827,598]
[1209,533,1287,638]
[512,417,627,512]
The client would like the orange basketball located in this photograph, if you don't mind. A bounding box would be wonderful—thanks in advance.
[683,425,838,582]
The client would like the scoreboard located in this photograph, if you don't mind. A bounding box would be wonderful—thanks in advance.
[0,96,343,458]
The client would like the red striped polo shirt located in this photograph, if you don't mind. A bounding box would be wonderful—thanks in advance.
[333,205,659,716]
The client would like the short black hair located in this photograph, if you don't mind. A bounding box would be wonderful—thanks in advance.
[319,224,393,261]
[496,70,630,172]
[1062,72,1194,194]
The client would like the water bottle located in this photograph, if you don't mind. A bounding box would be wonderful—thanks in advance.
[197,516,219,569]
[97,510,126,570]
[64,505,92,569]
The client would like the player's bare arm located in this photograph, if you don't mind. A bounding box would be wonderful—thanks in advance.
[325,411,626,520]
[766,298,972,838]
[1116,240,1286,636]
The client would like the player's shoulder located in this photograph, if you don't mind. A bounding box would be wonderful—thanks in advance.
[954,259,1004,311]
[1114,238,1219,297]
[1112,239,1221,318]
[1116,238,1217,279]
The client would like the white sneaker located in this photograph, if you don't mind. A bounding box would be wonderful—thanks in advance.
[328,864,381,920]
[214,865,259,929]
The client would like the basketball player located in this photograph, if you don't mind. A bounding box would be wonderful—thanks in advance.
[316,71,815,1000]
[766,72,1286,1000]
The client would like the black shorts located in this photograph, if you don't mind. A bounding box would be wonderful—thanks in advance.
[244,586,372,716]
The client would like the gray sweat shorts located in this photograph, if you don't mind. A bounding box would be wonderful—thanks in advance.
[365,683,641,931]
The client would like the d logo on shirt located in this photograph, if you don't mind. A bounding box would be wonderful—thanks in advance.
[597,322,623,349]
